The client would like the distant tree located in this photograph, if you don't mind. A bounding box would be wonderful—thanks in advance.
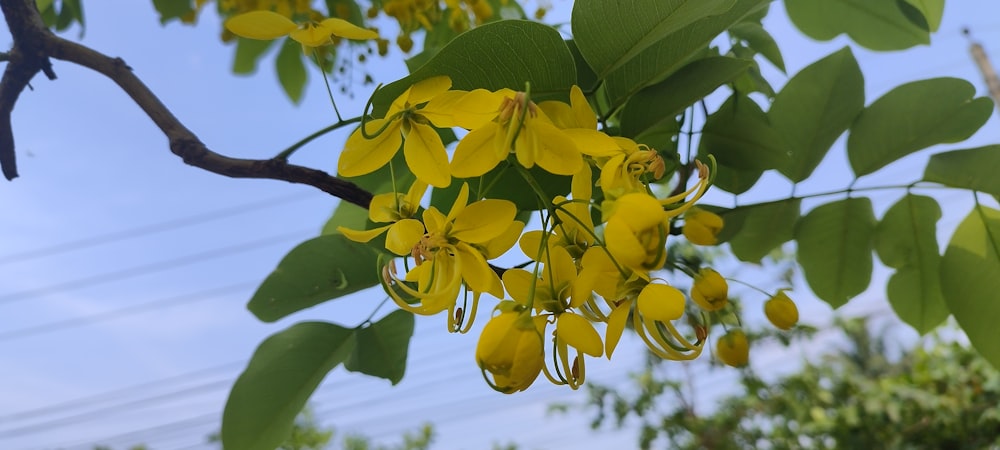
[573,319,1000,449]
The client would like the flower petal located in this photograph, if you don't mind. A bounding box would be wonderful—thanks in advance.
[605,301,631,358]
[289,23,335,47]
[338,224,391,243]
[407,75,452,106]
[319,17,378,40]
[570,85,598,130]
[451,122,504,178]
[530,121,582,175]
[604,218,646,270]
[501,268,533,305]
[452,199,516,243]
[224,11,297,41]
[556,312,603,357]
[445,182,470,224]
[452,89,506,129]
[457,243,502,297]
[637,283,686,322]
[484,220,524,259]
[404,123,451,188]
[386,219,425,256]
[419,90,466,128]
[338,119,401,177]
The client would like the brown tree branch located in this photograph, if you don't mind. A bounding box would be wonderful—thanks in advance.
[0,0,372,208]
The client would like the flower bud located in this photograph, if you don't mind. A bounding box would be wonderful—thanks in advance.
[476,311,544,393]
[765,291,799,330]
[683,207,723,245]
[691,268,728,312]
[716,329,749,368]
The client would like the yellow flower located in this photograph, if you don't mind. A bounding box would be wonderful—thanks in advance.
[225,10,377,47]
[716,329,749,368]
[691,268,728,312]
[604,282,690,359]
[604,193,669,277]
[476,308,545,393]
[502,245,580,313]
[339,76,458,188]
[383,183,520,315]
[337,180,427,255]
[544,311,603,389]
[765,291,799,330]
[683,207,723,245]
[451,90,582,177]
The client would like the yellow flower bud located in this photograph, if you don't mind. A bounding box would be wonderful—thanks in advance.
[476,311,544,393]
[716,329,749,368]
[691,268,728,312]
[683,207,723,245]
[765,291,799,330]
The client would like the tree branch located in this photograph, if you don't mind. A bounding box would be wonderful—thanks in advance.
[0,0,372,208]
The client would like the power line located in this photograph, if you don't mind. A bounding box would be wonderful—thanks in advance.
[0,281,257,342]
[0,229,313,305]
[0,192,315,267]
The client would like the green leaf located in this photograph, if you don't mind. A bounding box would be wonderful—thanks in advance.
[151,0,194,24]
[277,38,308,104]
[345,310,415,384]
[572,0,766,108]
[728,22,784,72]
[795,197,876,307]
[432,163,570,212]
[620,57,750,138]
[770,47,864,182]
[233,37,276,75]
[903,0,943,31]
[876,194,946,334]
[572,0,736,78]
[941,205,1000,369]
[222,322,355,450]
[848,78,994,177]
[923,145,1000,197]
[567,40,600,92]
[321,201,370,235]
[784,0,929,51]
[707,163,762,195]
[699,94,789,172]
[248,234,381,322]
[372,21,576,115]
[723,199,802,263]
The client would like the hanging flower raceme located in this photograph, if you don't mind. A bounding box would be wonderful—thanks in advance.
[224,10,378,47]
[450,88,582,177]
[339,76,462,188]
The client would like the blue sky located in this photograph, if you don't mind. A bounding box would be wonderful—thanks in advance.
[1,1,999,449]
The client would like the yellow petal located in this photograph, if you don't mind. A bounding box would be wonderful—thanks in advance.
[604,218,646,270]
[405,179,429,209]
[338,119,401,177]
[518,230,547,260]
[556,312,603,357]
[501,268,533,305]
[609,193,667,231]
[571,163,593,202]
[604,301,631,358]
[570,85,598,130]
[530,121,582,175]
[484,220,524,259]
[452,199,516,243]
[599,153,626,190]
[457,243,502,297]
[385,219,425,256]
[549,246,578,293]
[422,206,447,234]
[407,75,452,106]
[451,122,505,178]
[224,11,297,41]
[453,89,506,129]
[404,123,451,188]
[445,183,470,224]
[419,90,466,128]
[338,224,391,243]
[565,128,620,157]
[369,191,401,223]
[319,17,378,40]
[538,100,574,129]
[637,283,686,322]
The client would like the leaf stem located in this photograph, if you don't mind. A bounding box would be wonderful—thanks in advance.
[273,116,362,160]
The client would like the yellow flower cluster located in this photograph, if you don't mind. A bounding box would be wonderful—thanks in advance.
[337,76,794,392]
